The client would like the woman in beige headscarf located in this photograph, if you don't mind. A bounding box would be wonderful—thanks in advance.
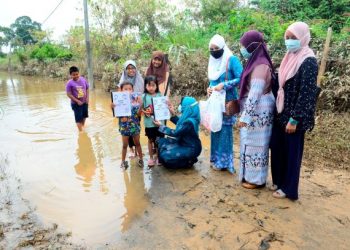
[146,51,170,96]
[270,22,319,200]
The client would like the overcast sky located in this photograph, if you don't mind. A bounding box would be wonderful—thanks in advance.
[0,0,83,41]
[0,0,187,43]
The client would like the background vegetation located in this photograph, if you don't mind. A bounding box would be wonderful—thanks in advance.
[0,0,349,111]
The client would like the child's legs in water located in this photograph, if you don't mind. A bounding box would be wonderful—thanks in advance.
[121,136,129,162]
[133,135,143,160]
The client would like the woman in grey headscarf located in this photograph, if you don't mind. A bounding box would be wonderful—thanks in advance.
[119,60,144,94]
[118,60,144,158]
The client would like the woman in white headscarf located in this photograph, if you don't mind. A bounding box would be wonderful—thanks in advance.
[207,34,243,174]
[118,60,144,158]
[119,60,144,94]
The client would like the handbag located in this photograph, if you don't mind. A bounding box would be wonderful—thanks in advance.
[223,57,240,116]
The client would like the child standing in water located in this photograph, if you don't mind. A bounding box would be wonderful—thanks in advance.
[142,75,164,167]
[66,66,89,132]
[111,82,144,169]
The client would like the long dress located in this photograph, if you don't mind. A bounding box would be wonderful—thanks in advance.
[209,55,243,173]
[239,64,275,185]
[158,116,202,169]
[271,57,318,200]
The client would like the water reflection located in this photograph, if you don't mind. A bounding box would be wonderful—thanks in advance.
[74,132,97,192]
[121,164,148,232]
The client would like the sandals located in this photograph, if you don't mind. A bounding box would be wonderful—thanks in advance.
[120,161,129,170]
[241,182,265,189]
[268,184,278,191]
[273,189,286,199]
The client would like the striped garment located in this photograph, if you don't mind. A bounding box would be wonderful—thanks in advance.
[239,78,275,185]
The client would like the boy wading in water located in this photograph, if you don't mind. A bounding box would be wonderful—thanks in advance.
[66,66,89,132]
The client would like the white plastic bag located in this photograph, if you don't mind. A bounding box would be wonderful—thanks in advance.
[200,90,225,132]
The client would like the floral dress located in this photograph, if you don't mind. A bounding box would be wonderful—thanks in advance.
[119,95,141,136]
[239,64,275,185]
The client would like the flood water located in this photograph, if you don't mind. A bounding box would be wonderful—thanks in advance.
[0,72,210,246]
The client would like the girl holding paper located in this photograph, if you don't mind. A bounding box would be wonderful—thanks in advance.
[118,60,144,158]
[111,81,144,169]
[207,34,243,174]
[142,75,164,167]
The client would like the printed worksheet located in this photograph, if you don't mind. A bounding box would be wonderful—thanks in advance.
[152,96,170,121]
[111,92,131,117]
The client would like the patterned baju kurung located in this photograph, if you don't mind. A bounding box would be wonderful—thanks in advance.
[209,55,243,173]
[239,65,275,185]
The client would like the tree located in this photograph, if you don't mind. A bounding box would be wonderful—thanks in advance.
[0,16,42,49]
[10,16,42,45]
[90,0,175,39]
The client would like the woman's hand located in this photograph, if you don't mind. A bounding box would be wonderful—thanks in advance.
[110,103,116,109]
[167,101,175,116]
[207,87,213,96]
[213,83,224,91]
[153,120,161,127]
[285,122,297,133]
[237,121,247,128]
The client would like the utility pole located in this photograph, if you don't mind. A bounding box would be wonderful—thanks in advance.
[83,0,94,89]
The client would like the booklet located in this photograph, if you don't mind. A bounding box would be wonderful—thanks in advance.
[152,96,170,121]
[111,92,131,117]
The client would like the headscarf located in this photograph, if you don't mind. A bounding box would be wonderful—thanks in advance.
[239,30,273,99]
[177,96,200,134]
[208,34,233,81]
[119,60,144,94]
[146,51,169,84]
[276,22,316,113]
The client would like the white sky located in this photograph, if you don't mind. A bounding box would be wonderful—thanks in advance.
[0,0,83,41]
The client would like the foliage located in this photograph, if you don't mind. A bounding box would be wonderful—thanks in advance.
[30,43,73,62]
[258,0,350,33]
[90,0,175,39]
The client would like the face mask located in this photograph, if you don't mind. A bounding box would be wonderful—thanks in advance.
[177,105,182,113]
[210,48,224,59]
[285,39,301,52]
[240,47,251,59]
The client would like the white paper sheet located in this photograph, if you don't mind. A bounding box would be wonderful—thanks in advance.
[152,96,170,121]
[111,92,131,117]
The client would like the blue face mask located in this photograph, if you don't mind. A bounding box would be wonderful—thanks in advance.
[177,105,182,113]
[240,47,251,59]
[285,39,301,52]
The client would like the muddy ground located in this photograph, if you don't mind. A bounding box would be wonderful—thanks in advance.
[1,123,349,249]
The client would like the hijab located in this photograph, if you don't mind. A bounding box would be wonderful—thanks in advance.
[146,51,169,84]
[177,96,200,134]
[119,60,144,94]
[208,34,233,81]
[239,30,273,99]
[277,22,316,113]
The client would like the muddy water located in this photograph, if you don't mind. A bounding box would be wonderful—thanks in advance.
[0,72,210,246]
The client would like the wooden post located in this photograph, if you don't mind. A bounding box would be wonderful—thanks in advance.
[317,27,332,86]
[83,0,94,89]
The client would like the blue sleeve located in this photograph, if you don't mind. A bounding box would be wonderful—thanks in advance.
[223,56,243,90]
[158,121,192,137]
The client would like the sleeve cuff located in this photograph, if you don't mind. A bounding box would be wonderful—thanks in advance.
[289,117,299,125]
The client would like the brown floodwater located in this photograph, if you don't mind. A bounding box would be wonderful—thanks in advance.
[0,71,210,246]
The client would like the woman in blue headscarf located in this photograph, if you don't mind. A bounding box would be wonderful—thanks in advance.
[153,96,202,169]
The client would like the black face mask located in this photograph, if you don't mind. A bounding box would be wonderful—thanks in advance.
[210,48,224,59]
